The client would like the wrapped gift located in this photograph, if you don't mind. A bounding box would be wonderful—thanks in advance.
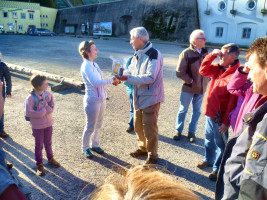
[110,57,125,77]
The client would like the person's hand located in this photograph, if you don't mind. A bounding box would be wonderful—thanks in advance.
[115,75,128,81]
[112,77,120,86]
[243,62,250,73]
[212,49,222,57]
[219,123,228,134]
[6,94,11,98]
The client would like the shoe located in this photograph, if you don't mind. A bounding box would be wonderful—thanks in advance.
[144,157,158,165]
[188,132,196,143]
[0,131,9,139]
[126,127,134,133]
[48,158,60,168]
[36,164,46,176]
[83,149,93,158]
[209,171,218,181]
[173,132,181,141]
[197,161,213,169]
[90,147,104,154]
[130,149,148,157]
[7,162,13,170]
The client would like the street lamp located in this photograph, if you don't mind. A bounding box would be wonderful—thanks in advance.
[15,20,17,33]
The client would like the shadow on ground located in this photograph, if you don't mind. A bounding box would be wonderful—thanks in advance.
[1,138,95,200]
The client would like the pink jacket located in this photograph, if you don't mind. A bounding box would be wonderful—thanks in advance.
[227,67,262,134]
[25,91,54,129]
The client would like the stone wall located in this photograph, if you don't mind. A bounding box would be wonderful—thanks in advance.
[54,0,199,42]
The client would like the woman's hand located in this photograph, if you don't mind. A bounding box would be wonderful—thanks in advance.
[112,77,120,86]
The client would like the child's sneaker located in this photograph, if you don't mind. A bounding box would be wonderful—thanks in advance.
[48,158,60,168]
[90,147,104,154]
[37,164,46,176]
[83,148,93,158]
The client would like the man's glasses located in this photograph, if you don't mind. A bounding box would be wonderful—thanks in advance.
[197,38,206,41]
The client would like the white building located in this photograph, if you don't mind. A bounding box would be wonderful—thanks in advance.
[198,0,267,46]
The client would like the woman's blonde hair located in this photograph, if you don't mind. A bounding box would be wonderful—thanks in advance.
[89,165,200,200]
[78,40,94,60]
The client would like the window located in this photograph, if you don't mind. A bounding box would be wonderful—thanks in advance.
[46,15,48,18]
[18,25,23,31]
[40,23,42,27]
[0,25,4,31]
[216,27,223,37]
[43,15,45,18]
[40,15,42,18]
[3,12,8,18]
[218,1,226,11]
[247,0,256,10]
[29,13,34,20]
[46,23,48,27]
[21,13,26,19]
[242,28,251,38]
[12,12,17,19]
[43,23,45,27]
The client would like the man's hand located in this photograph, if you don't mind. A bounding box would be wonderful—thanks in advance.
[243,62,250,73]
[219,123,228,134]
[212,49,222,57]
[115,75,128,81]
[112,77,120,86]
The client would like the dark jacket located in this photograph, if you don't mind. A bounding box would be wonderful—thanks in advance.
[216,96,267,200]
[0,62,12,96]
[176,45,210,94]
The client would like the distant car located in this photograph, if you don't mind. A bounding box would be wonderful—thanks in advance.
[30,28,55,36]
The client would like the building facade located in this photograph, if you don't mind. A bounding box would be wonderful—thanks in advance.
[0,1,57,34]
[198,0,267,46]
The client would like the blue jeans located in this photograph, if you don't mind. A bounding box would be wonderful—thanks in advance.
[127,93,134,128]
[175,91,204,134]
[0,89,5,132]
[0,148,6,167]
[204,116,228,172]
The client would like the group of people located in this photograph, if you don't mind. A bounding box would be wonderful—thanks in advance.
[0,26,267,199]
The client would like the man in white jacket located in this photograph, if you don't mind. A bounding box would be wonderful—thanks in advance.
[117,27,164,164]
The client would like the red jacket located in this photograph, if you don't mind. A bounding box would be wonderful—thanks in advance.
[199,53,239,126]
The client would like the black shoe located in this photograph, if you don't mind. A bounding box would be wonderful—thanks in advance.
[188,132,196,143]
[126,127,134,133]
[144,157,158,165]
[130,149,147,157]
[7,162,13,170]
[0,131,9,139]
[173,132,181,141]
[208,171,218,181]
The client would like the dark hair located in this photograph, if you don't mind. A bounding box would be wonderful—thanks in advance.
[30,74,47,94]
[246,37,267,68]
[78,40,95,59]
[222,43,240,60]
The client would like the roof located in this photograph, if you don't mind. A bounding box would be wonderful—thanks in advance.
[0,1,40,10]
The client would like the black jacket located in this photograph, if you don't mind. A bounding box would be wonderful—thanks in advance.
[216,100,267,200]
[0,62,12,96]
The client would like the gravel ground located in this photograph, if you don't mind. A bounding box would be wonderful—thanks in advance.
[0,35,247,200]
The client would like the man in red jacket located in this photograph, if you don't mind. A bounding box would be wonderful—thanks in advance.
[198,43,239,181]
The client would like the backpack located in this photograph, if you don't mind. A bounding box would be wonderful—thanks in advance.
[25,91,49,121]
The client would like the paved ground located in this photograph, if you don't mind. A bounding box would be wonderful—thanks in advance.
[0,35,247,200]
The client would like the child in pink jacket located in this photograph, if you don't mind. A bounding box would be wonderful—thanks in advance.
[25,74,60,176]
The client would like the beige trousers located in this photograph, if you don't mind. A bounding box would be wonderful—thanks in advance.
[134,103,160,159]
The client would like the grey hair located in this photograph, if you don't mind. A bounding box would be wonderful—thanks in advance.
[130,27,149,42]
[222,43,240,59]
[189,29,205,44]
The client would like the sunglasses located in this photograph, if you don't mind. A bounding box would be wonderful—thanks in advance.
[197,38,206,41]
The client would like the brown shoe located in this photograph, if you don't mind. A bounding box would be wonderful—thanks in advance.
[48,158,60,168]
[130,149,147,157]
[37,164,46,176]
[197,161,213,169]
[7,162,13,170]
[0,131,9,139]
[144,157,158,165]
[209,171,218,181]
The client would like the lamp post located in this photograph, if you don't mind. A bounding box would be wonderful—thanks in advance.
[15,20,17,34]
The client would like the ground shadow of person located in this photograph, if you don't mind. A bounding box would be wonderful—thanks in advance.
[156,158,215,199]
[0,138,95,200]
